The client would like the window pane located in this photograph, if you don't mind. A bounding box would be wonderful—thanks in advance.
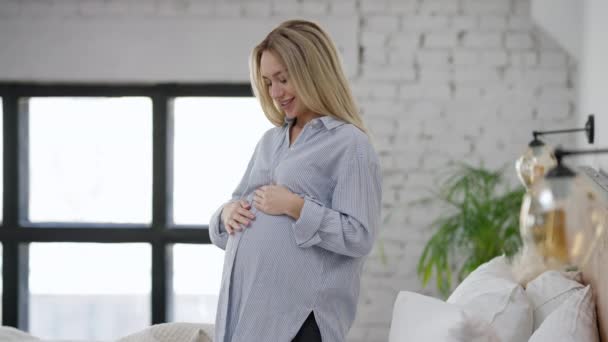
[29,97,152,224]
[171,244,224,323]
[173,97,272,225]
[29,243,151,340]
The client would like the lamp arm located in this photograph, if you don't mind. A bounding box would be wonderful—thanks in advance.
[554,148,608,161]
[532,114,595,144]
[536,128,586,135]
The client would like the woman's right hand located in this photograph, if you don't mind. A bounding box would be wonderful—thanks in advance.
[221,200,256,234]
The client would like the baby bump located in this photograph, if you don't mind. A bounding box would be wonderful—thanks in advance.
[236,209,298,264]
[223,196,325,314]
[232,209,322,305]
[239,192,295,243]
[230,196,322,279]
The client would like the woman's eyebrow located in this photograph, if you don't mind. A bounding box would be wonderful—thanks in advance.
[262,70,287,79]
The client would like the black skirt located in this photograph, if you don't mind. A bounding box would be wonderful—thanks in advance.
[292,312,322,342]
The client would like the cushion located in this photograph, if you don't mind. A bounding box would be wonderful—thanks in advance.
[529,285,599,342]
[525,270,584,330]
[388,291,500,342]
[447,256,533,342]
[510,245,552,286]
[0,326,40,341]
[117,322,213,342]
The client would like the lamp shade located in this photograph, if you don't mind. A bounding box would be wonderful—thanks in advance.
[519,175,598,269]
[515,144,557,189]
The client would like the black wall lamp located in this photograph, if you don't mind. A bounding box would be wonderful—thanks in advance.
[533,114,594,146]
[516,115,595,189]
[549,147,607,178]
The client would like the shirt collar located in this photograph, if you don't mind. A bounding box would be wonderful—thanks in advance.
[319,115,346,130]
[283,115,296,126]
[283,115,345,130]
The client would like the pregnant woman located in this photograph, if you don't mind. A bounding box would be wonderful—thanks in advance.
[209,20,382,342]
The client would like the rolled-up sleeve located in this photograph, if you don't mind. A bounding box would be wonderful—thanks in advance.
[209,204,230,250]
[291,144,382,258]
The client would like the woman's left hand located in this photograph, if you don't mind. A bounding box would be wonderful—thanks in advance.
[253,184,301,217]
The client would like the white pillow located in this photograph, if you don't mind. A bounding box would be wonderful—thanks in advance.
[117,322,213,342]
[447,256,533,342]
[529,285,599,342]
[525,270,584,330]
[388,291,500,342]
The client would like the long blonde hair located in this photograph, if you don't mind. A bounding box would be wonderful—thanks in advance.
[249,20,367,134]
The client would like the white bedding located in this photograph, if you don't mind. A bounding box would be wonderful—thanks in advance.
[0,323,214,342]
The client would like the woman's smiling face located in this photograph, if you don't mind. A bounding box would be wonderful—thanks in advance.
[260,50,311,120]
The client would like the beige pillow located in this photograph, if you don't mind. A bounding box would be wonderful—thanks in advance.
[528,285,599,342]
[388,291,500,342]
[0,326,40,341]
[525,270,584,330]
[118,322,213,342]
[447,256,533,342]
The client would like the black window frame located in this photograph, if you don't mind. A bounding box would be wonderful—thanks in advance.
[0,82,252,331]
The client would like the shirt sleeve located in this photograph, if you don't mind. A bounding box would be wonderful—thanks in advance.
[291,143,382,258]
[208,139,261,250]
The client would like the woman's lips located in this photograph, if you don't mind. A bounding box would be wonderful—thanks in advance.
[281,98,294,110]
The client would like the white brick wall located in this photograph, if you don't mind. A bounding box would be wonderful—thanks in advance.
[423,31,459,48]
[355,2,574,340]
[462,31,503,48]
[0,0,578,341]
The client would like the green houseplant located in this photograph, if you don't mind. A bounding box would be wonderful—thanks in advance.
[417,163,525,298]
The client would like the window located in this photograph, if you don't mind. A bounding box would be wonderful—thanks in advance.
[0,84,265,338]
[29,243,150,340]
[172,97,272,225]
[171,244,224,323]
[28,97,152,224]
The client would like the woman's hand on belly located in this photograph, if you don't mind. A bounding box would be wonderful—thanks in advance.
[221,200,256,234]
[253,184,304,219]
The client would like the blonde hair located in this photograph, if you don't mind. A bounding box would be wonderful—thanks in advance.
[249,19,367,134]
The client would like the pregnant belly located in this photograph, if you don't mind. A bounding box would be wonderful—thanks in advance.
[229,198,320,279]
[236,209,297,262]
[226,198,323,308]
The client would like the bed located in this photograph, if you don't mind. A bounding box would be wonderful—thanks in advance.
[0,322,214,341]
[580,166,608,342]
[387,166,608,342]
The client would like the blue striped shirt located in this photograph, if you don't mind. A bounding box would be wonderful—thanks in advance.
[209,115,382,342]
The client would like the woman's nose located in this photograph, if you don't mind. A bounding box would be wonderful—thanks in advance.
[270,83,283,99]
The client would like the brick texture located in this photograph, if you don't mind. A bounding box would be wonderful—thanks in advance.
[4,0,578,341]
